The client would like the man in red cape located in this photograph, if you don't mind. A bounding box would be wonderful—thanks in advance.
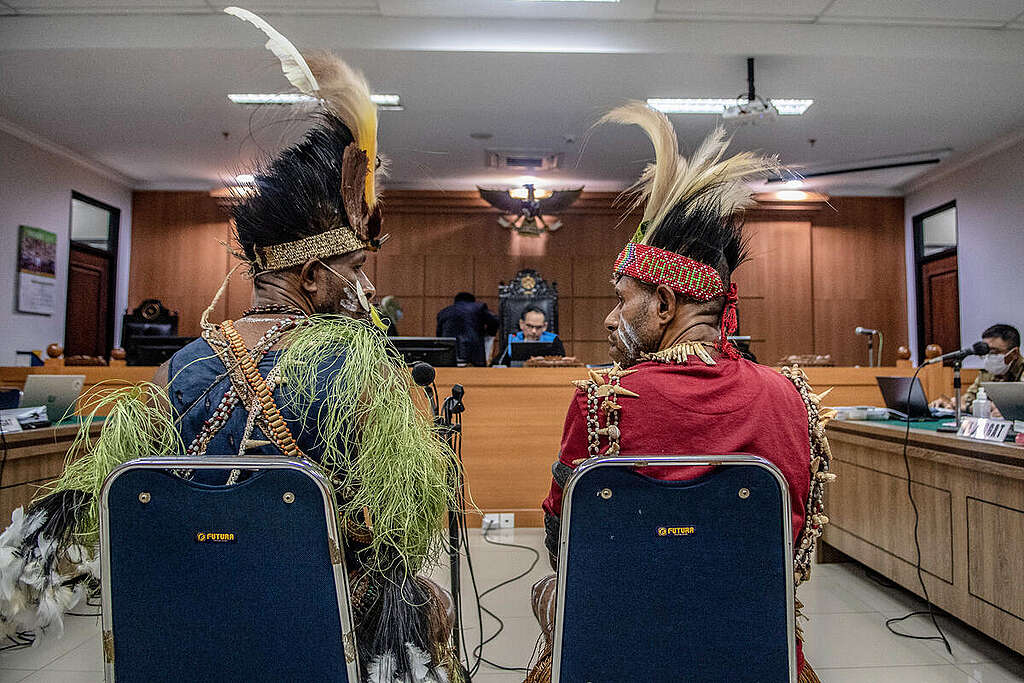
[525,103,835,683]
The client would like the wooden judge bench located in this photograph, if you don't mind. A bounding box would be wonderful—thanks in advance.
[3,344,1022,655]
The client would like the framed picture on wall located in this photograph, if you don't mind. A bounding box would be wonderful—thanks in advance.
[16,225,57,315]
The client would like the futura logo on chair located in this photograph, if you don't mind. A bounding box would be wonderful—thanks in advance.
[195,532,237,543]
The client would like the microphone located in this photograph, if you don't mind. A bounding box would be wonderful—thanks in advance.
[410,361,436,387]
[411,362,439,418]
[855,327,878,336]
[924,341,990,365]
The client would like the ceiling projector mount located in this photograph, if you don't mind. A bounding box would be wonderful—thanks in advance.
[723,58,778,124]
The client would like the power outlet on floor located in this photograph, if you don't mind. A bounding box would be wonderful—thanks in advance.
[499,512,515,529]
[482,513,501,530]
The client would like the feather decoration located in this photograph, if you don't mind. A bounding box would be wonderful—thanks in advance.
[600,101,780,245]
[224,7,319,95]
[304,51,380,207]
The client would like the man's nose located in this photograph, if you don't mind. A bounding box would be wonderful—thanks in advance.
[604,311,618,332]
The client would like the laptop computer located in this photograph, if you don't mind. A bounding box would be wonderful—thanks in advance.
[509,340,558,362]
[981,383,1024,422]
[876,376,934,420]
[20,374,85,423]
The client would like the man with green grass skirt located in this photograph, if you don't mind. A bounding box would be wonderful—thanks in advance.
[0,9,462,682]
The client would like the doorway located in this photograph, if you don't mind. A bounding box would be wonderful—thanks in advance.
[913,201,958,363]
[65,192,119,357]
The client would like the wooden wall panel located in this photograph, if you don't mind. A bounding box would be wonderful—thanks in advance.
[130,191,908,364]
[812,197,907,365]
[573,297,615,342]
[129,192,233,335]
[424,255,473,296]
[740,219,815,364]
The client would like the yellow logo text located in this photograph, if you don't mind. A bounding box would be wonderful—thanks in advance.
[195,532,236,543]
[657,526,695,537]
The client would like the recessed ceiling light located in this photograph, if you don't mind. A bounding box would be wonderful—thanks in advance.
[646,98,813,115]
[235,174,255,183]
[775,190,810,201]
[228,93,403,110]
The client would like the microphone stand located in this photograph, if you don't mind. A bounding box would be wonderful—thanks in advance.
[439,384,466,658]
[867,333,875,368]
[410,362,467,658]
[953,360,963,428]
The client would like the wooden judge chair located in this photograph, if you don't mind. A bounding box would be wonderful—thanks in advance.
[99,456,359,682]
[498,269,560,343]
[122,299,179,341]
[552,455,796,683]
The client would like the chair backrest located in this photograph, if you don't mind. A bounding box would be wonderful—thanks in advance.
[553,455,795,683]
[99,456,358,682]
[498,269,559,340]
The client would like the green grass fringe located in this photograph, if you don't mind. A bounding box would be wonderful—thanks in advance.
[41,381,182,546]
[279,316,460,577]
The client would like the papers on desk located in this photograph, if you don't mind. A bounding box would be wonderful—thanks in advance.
[0,406,49,432]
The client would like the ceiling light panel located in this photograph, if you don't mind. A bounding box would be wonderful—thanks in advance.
[646,98,813,115]
[228,93,403,109]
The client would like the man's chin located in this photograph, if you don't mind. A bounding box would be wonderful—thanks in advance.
[607,343,626,367]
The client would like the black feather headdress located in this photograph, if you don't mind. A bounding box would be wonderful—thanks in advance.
[603,102,780,287]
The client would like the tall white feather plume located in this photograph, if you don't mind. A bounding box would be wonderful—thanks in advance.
[225,7,319,95]
[600,101,779,244]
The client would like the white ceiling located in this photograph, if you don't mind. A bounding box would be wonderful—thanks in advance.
[1,1,1022,194]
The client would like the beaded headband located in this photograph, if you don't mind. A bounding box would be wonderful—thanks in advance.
[614,240,741,359]
[254,225,372,274]
[613,241,725,300]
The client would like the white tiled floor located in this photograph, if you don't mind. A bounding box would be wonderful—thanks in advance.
[2,528,1022,682]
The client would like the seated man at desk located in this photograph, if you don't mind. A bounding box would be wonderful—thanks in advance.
[931,323,1022,416]
[496,305,565,364]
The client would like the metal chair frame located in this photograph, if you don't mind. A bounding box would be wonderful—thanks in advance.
[552,454,797,683]
[98,456,359,682]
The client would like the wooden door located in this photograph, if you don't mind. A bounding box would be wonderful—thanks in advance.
[65,244,111,357]
[920,253,960,357]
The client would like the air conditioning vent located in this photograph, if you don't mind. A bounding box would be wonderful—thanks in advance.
[486,149,562,171]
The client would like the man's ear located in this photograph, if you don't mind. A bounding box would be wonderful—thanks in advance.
[654,284,677,322]
[1008,346,1021,362]
[299,259,319,294]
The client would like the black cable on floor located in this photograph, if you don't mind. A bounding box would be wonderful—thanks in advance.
[862,566,900,590]
[468,522,540,674]
[885,610,955,643]
[890,365,953,654]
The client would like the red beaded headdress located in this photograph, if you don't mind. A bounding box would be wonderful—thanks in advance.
[602,103,779,358]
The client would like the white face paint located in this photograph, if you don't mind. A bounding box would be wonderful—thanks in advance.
[616,312,643,363]
[319,260,373,314]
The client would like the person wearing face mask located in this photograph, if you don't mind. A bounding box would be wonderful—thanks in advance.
[964,324,1022,416]
[0,13,463,683]
[524,105,833,683]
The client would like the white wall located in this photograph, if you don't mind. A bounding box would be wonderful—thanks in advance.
[905,136,1024,366]
[0,127,132,366]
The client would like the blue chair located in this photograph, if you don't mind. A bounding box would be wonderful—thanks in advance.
[552,455,796,683]
[99,456,359,682]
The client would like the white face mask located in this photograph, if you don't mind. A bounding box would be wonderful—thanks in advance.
[983,350,1014,376]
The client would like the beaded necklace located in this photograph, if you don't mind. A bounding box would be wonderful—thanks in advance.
[186,315,304,458]
[242,303,307,318]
